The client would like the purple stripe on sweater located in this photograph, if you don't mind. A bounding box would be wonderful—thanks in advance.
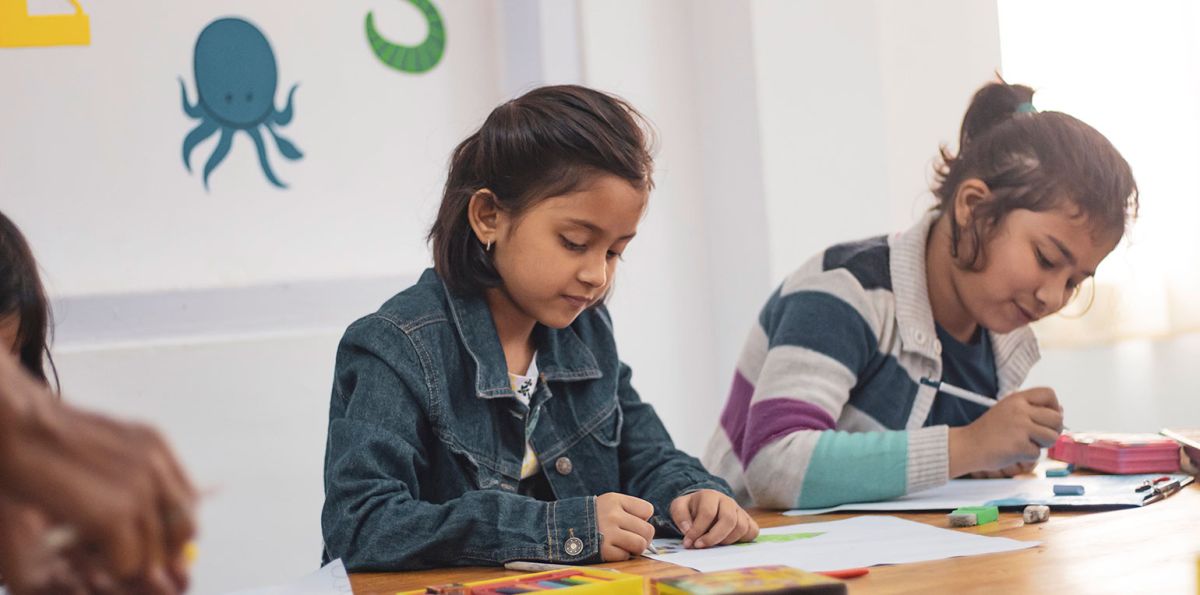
[719,371,756,461]
[740,398,837,467]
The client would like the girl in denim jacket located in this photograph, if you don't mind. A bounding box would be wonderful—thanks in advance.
[321,85,758,571]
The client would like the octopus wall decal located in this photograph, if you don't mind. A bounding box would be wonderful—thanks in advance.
[179,17,302,190]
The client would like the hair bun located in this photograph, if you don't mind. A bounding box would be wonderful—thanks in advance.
[958,82,1035,150]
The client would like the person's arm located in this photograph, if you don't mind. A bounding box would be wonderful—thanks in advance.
[611,361,733,521]
[589,305,756,549]
[0,353,196,593]
[738,281,947,510]
[321,317,600,571]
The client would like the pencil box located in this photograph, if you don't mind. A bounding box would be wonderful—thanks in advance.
[653,565,846,595]
[401,567,643,595]
[1048,432,1180,474]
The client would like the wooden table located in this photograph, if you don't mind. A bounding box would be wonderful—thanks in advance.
[351,483,1200,594]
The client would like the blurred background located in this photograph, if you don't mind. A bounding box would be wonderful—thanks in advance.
[2,0,1197,592]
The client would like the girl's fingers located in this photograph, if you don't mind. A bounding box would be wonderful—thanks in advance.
[720,510,748,545]
[669,496,694,535]
[604,528,648,558]
[694,499,737,549]
[683,494,718,547]
[745,515,760,542]
[616,512,656,548]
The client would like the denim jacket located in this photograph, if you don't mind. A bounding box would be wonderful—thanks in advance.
[321,269,730,571]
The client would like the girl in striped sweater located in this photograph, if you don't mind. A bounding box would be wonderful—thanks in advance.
[705,81,1139,509]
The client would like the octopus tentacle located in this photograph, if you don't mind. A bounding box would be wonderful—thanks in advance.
[182,119,219,172]
[265,122,303,161]
[247,127,286,188]
[179,77,204,118]
[202,128,233,191]
[272,84,299,126]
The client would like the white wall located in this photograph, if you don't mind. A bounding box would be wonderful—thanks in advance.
[1026,334,1200,434]
[577,0,773,456]
[751,0,1003,281]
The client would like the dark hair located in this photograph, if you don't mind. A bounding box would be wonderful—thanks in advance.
[0,211,57,390]
[428,84,655,295]
[932,81,1139,269]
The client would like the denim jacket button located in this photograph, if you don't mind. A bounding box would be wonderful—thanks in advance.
[564,536,584,556]
[555,457,573,475]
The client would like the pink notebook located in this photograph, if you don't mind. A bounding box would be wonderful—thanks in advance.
[1048,432,1181,474]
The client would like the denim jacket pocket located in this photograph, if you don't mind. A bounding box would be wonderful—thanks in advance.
[587,401,623,448]
[430,424,510,490]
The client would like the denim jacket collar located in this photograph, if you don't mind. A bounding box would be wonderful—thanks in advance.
[435,270,603,400]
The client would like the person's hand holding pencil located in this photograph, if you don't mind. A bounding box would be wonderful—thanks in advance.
[948,386,1064,478]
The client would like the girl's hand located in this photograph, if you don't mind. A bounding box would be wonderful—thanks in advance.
[0,354,196,593]
[0,496,94,595]
[967,460,1037,479]
[949,387,1063,477]
[595,493,655,562]
[669,489,759,549]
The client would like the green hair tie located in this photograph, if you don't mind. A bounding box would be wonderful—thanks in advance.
[1016,102,1037,114]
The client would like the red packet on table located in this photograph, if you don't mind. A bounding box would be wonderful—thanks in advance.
[1049,432,1180,474]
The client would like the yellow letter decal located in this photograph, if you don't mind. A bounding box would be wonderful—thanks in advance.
[0,0,90,48]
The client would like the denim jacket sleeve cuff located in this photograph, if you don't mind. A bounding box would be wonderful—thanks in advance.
[543,496,602,563]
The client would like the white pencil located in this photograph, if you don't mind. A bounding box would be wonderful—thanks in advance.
[919,378,996,408]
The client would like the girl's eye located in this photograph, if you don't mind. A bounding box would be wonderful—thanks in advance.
[1035,249,1055,270]
[606,250,623,261]
[560,236,587,252]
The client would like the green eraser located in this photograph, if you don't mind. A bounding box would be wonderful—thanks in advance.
[952,506,999,524]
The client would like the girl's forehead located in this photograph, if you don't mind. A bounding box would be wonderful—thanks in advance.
[530,177,647,230]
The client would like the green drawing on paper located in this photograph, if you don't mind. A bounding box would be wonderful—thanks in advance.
[736,532,824,546]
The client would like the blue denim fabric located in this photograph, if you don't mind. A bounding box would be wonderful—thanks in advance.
[322,269,730,571]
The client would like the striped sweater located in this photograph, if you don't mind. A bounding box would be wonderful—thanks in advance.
[703,212,1041,509]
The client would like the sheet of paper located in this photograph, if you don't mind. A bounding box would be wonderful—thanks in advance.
[646,516,1037,572]
[227,558,352,595]
[783,474,1192,516]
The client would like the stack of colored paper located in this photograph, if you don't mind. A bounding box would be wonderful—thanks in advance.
[1048,432,1180,474]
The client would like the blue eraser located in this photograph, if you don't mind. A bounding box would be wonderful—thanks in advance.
[1046,467,1072,477]
[1053,484,1085,496]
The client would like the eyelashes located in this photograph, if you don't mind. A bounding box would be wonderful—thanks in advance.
[1035,248,1055,270]
[560,236,587,252]
[1035,248,1083,291]
[560,235,624,261]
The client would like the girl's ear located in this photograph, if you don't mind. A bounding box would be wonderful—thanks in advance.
[953,178,992,228]
[467,189,502,247]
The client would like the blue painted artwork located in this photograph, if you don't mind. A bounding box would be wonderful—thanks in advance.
[179,17,302,190]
